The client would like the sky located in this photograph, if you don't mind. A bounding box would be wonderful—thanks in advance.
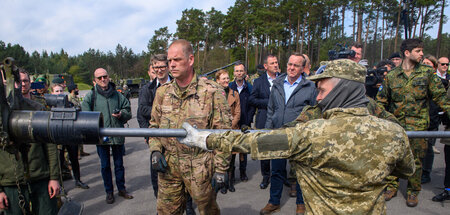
[1,0,448,56]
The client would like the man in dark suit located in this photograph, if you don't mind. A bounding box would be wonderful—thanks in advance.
[249,54,280,189]
[229,63,255,190]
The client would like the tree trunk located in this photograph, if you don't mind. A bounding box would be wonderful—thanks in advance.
[381,11,385,60]
[288,11,292,56]
[245,26,249,68]
[412,6,422,38]
[353,6,356,41]
[394,1,402,52]
[363,2,374,60]
[255,42,259,66]
[357,3,363,43]
[373,6,380,62]
[296,14,300,52]
[342,5,345,38]
[436,0,446,57]
[300,13,306,54]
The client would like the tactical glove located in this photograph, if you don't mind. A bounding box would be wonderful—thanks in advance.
[240,125,251,134]
[211,172,228,194]
[151,151,168,173]
[178,122,211,150]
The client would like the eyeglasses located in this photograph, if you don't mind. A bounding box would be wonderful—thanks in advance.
[287,63,302,68]
[440,63,449,66]
[152,66,167,70]
[96,75,108,80]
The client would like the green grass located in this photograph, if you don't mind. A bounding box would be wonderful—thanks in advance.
[76,83,93,90]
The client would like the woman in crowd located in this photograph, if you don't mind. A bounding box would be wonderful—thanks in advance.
[215,69,240,193]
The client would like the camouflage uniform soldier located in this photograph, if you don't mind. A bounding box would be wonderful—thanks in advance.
[149,39,232,215]
[179,59,416,214]
[376,39,450,207]
[284,97,399,127]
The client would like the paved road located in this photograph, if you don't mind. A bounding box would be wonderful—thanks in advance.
[64,97,449,214]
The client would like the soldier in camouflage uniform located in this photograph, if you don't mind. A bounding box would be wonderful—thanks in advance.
[179,59,416,214]
[376,39,450,207]
[149,39,232,215]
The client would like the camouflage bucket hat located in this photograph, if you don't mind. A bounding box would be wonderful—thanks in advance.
[307,59,366,83]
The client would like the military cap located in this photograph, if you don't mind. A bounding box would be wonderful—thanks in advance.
[52,77,64,84]
[67,84,78,92]
[307,59,366,83]
[389,52,401,60]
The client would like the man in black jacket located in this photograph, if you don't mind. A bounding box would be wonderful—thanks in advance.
[228,63,255,190]
[137,54,171,196]
[249,54,280,189]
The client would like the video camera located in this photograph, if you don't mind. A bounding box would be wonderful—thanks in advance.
[328,44,356,60]
[365,67,387,87]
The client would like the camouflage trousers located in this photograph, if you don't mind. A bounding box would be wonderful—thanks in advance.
[157,151,220,215]
[386,138,427,195]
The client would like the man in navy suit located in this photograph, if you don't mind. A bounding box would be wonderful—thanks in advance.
[229,63,255,191]
[249,54,280,189]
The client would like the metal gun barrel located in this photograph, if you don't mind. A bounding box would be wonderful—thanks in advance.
[99,128,450,139]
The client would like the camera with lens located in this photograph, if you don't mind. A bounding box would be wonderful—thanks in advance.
[328,44,356,60]
[365,67,386,87]
[365,67,387,98]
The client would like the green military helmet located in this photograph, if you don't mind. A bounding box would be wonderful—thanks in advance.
[308,59,366,83]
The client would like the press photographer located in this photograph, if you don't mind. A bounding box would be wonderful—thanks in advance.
[365,60,395,99]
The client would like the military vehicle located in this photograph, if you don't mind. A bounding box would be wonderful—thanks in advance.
[119,78,147,98]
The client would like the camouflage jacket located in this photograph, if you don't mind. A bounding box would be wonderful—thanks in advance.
[284,96,399,127]
[376,64,449,131]
[149,73,232,173]
[68,93,81,107]
[207,107,415,214]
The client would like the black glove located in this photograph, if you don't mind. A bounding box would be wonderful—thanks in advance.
[240,125,251,134]
[211,172,228,193]
[151,151,168,173]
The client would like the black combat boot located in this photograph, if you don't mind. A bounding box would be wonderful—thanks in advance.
[229,171,235,192]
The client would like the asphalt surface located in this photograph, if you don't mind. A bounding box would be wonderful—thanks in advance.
[63,96,449,215]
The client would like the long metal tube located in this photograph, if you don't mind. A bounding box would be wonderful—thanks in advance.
[100,128,450,139]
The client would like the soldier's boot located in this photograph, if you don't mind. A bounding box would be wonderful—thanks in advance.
[186,195,196,215]
[229,171,236,192]
[384,188,397,201]
[406,193,419,207]
[240,169,248,182]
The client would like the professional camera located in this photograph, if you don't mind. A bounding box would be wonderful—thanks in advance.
[365,67,387,98]
[328,44,356,60]
[365,67,387,87]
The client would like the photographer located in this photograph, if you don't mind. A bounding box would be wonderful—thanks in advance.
[365,60,395,99]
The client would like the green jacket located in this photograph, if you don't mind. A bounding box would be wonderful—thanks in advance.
[0,98,59,192]
[81,84,131,145]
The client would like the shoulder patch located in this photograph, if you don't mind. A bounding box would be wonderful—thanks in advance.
[257,134,290,152]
